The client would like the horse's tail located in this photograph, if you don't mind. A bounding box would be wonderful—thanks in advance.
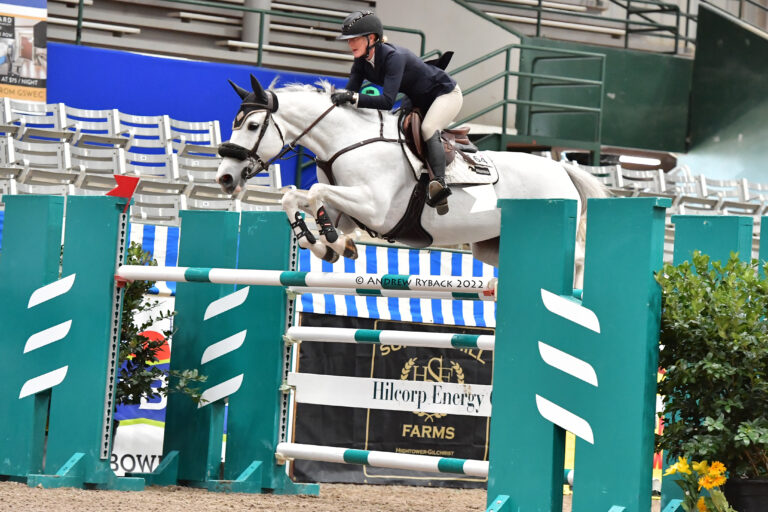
[560,161,612,241]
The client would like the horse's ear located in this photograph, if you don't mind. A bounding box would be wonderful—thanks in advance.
[228,80,249,100]
[250,74,267,101]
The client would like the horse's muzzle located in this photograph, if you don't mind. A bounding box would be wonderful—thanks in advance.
[218,172,239,195]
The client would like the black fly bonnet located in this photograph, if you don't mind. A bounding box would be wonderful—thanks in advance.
[218,75,282,178]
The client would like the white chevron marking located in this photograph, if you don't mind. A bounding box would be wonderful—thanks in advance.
[536,394,594,444]
[28,274,76,308]
[204,287,250,320]
[538,341,598,387]
[540,289,600,333]
[24,320,72,353]
[19,366,69,399]
[201,330,247,365]
[198,374,243,408]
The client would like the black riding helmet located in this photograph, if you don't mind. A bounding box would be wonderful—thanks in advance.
[337,10,383,41]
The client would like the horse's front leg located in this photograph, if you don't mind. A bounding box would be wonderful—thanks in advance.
[306,183,379,260]
[281,187,340,263]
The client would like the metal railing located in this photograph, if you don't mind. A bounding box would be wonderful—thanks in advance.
[448,43,606,152]
[73,0,427,63]
[459,0,768,54]
[461,0,686,52]
[704,0,768,31]
[70,0,606,157]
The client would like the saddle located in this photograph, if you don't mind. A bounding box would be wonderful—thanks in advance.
[399,109,479,177]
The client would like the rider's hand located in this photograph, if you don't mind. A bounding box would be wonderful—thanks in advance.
[331,91,357,107]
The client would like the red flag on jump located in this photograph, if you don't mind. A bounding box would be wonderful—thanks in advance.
[107,175,140,213]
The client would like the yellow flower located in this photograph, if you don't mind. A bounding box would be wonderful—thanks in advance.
[699,475,718,490]
[709,461,726,476]
[697,497,708,512]
[712,475,727,487]
[664,463,678,476]
[678,457,692,475]
[692,460,709,474]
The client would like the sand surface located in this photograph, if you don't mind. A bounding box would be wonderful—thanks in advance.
[0,480,665,511]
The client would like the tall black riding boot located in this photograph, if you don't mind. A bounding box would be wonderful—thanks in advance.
[425,131,451,215]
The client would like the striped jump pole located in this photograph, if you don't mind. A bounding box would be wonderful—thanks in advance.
[288,285,496,301]
[116,266,495,296]
[275,443,488,477]
[275,444,576,485]
[284,326,495,350]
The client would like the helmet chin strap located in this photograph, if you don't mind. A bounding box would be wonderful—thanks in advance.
[364,34,377,60]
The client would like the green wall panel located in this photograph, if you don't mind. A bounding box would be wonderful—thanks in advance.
[518,38,692,151]
[681,4,768,181]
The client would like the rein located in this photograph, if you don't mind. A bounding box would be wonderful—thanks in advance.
[220,103,338,181]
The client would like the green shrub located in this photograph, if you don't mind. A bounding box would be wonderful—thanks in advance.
[656,251,768,478]
[118,242,206,407]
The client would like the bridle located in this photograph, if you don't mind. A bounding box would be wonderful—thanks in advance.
[218,96,337,181]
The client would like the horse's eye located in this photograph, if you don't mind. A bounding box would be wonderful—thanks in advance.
[248,122,260,131]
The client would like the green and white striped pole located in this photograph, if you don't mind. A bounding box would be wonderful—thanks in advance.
[275,443,576,485]
[275,443,488,477]
[287,286,496,301]
[116,266,495,296]
[284,326,495,350]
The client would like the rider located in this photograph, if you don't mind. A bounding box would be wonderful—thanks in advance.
[331,10,463,215]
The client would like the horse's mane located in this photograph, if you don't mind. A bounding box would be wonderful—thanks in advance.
[272,80,396,124]
[274,80,334,95]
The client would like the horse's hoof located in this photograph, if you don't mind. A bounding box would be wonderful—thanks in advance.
[322,246,340,263]
[343,239,358,259]
[436,202,449,216]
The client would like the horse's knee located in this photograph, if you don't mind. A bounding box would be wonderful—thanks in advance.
[306,183,328,205]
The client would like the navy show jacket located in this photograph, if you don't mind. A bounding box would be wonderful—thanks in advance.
[344,43,456,112]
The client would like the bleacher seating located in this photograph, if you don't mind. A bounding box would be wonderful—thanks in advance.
[568,156,768,261]
[0,97,285,225]
[0,95,765,259]
[47,0,374,77]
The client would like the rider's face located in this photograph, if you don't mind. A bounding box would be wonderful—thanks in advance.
[347,35,374,59]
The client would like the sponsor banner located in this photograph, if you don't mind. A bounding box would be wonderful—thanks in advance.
[110,422,164,477]
[292,313,492,488]
[0,82,42,100]
[288,373,492,417]
[0,1,47,101]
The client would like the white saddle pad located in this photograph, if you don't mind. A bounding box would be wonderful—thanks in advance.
[404,146,499,186]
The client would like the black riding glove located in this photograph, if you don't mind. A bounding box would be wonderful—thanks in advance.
[331,91,357,106]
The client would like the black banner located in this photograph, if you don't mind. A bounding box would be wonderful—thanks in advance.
[292,313,493,488]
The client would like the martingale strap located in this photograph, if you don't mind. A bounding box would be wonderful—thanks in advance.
[316,110,401,186]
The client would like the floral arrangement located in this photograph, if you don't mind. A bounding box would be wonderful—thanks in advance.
[664,457,736,512]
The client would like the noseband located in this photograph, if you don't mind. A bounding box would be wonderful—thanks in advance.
[218,98,286,180]
[219,98,337,181]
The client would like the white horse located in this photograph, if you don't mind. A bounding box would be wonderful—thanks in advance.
[216,76,608,279]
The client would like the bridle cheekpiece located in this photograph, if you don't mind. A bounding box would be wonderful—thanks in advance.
[218,77,337,182]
